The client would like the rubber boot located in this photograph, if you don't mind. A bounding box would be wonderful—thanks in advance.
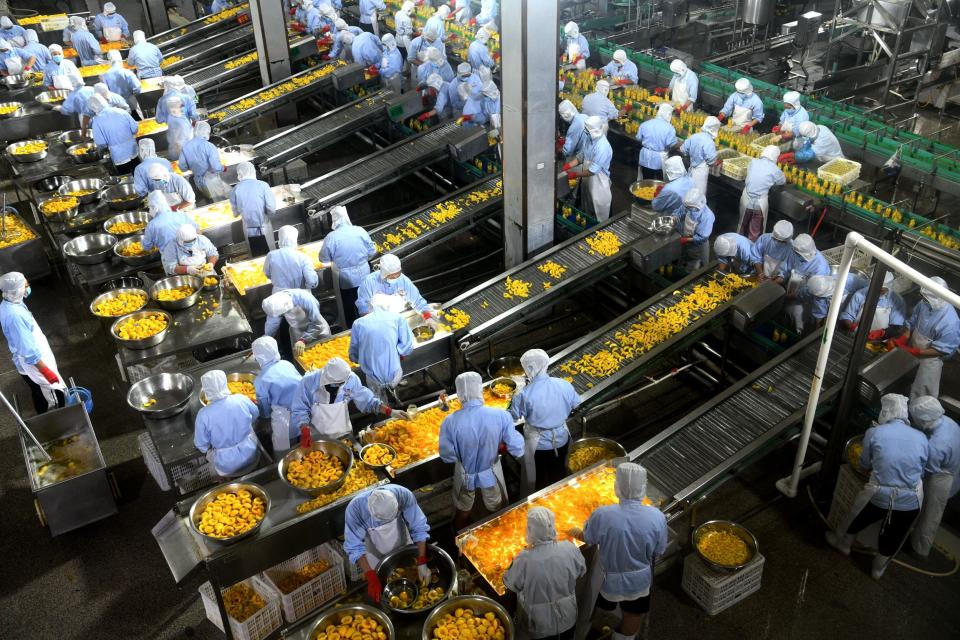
[825,531,854,556]
[871,554,891,579]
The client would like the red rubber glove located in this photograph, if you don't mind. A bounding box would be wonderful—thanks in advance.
[893,334,910,348]
[623,102,633,112]
[653,87,667,96]
[366,65,379,77]
[291,22,305,33]
[617,78,631,86]
[417,112,431,122]
[300,425,312,448]
[716,112,726,123]
[741,124,752,134]
[778,152,795,165]
[562,161,573,171]
[555,136,565,153]
[382,405,393,416]
[867,329,886,341]
[771,125,781,134]
[38,364,59,385]
[902,345,922,356]
[322,54,332,61]
[457,114,472,124]
[365,570,382,603]
[848,323,859,332]
[592,69,603,78]
[680,236,692,245]
[654,184,664,196]
[469,17,476,25]
[321,25,330,33]
[422,311,432,321]
[680,102,692,112]
[497,443,508,455]
[566,170,578,180]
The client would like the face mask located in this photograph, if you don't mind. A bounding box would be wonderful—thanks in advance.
[181,241,197,251]
[784,107,796,116]
[685,207,698,215]
[153,179,168,188]
[24,286,31,299]
[52,55,63,63]
[387,273,401,281]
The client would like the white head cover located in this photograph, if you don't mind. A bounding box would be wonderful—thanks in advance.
[878,393,909,424]
[176,223,198,245]
[277,225,298,248]
[194,121,211,140]
[148,162,170,181]
[670,58,687,75]
[761,145,780,163]
[330,206,350,229]
[920,275,948,310]
[702,116,722,138]
[595,79,610,98]
[436,5,450,18]
[172,75,186,91]
[735,78,752,94]
[401,1,415,13]
[320,6,337,19]
[663,156,686,181]
[104,2,117,14]
[133,30,146,44]
[138,138,156,160]
[426,72,444,91]
[881,271,894,287]
[25,29,39,44]
[321,357,352,386]
[615,462,647,501]
[147,190,169,215]
[262,291,294,318]
[783,91,801,108]
[683,187,705,209]
[107,49,123,65]
[93,82,110,98]
[793,233,817,261]
[368,488,399,521]
[713,233,738,257]
[252,335,281,367]
[339,30,355,45]
[426,46,442,64]
[0,271,27,303]
[613,49,627,64]
[0,17,11,29]
[475,27,489,43]
[49,44,63,55]
[773,220,794,241]
[909,395,945,432]
[379,254,402,277]
[558,99,577,122]
[382,33,396,50]
[201,370,230,403]
[368,293,395,313]
[70,16,86,30]
[87,94,107,114]
[657,103,674,122]
[798,121,818,139]
[335,18,348,30]
[584,115,605,140]
[455,371,484,403]
[481,80,499,100]
[807,275,834,298]
[424,25,439,42]
[457,62,472,78]
[563,21,579,38]
[521,348,550,379]
[236,161,256,181]
[525,506,557,546]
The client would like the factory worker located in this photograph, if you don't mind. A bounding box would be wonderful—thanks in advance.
[452,0,472,25]
[676,187,714,271]
[796,274,834,332]
[394,1,415,54]
[316,5,338,38]
[68,16,103,67]
[134,140,172,196]
[102,50,143,118]
[349,293,415,403]
[418,45,454,84]
[94,3,130,42]
[423,65,472,120]
[790,121,845,164]
[581,79,619,121]
[351,31,385,69]
[778,233,830,331]
[0,272,66,414]
[440,371,525,530]
[602,49,638,86]
[319,206,376,327]
[179,121,228,200]
[909,396,960,557]
[358,0,386,37]
[508,349,581,493]
[22,30,51,67]
[839,271,905,338]
[264,225,318,295]
[59,81,96,128]
[717,78,763,133]
[156,78,198,124]
[714,233,756,275]
[565,115,613,222]
[456,79,486,126]
[570,463,667,639]
[0,38,35,76]
[0,16,26,47]
[477,0,498,25]
[161,224,218,275]
[327,21,360,60]
[263,290,331,358]
[148,164,196,210]
[230,162,277,257]
[738,145,786,240]
[172,74,199,114]
[664,58,698,111]
[468,26,495,72]
[405,27,444,85]
[635,103,677,180]
[62,15,78,46]
[894,276,960,400]
[826,393,927,579]
[90,94,139,174]
[680,115,720,195]
[211,0,235,13]
[379,34,403,94]
[296,3,324,38]
[345,485,431,603]
[194,370,260,478]
[651,156,693,216]
[291,357,401,440]
[562,21,589,61]
[356,253,431,317]
[503,507,587,639]
[252,336,303,452]
[142,191,196,251]
[43,44,82,90]
[423,5,450,42]
[93,81,130,112]
[128,30,163,79]
[481,80,501,136]
[558,99,588,159]
[167,3,191,27]
[773,91,809,140]
[163,95,194,162]
[752,219,794,279]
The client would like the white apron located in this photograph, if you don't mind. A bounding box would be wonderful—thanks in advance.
[200,172,231,201]
[162,190,185,209]
[103,26,123,42]
[762,253,783,279]
[857,304,891,332]
[53,74,74,90]
[18,321,66,408]
[521,424,569,495]
[270,406,293,453]
[586,172,611,222]
[285,306,308,343]
[5,56,23,76]
[836,471,922,567]
[369,12,380,38]
[730,104,752,127]
[671,78,689,108]
[910,472,955,556]
[520,589,578,639]
[364,515,412,569]
[205,432,259,477]
[909,332,942,400]
[681,211,708,271]
[366,368,402,404]
[453,459,507,509]
[738,191,769,237]
[689,161,709,195]
[310,391,352,439]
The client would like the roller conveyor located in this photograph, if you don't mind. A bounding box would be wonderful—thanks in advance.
[182,49,257,93]
[151,5,250,51]
[159,25,253,75]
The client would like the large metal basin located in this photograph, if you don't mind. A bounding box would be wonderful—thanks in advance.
[422,596,513,640]
[188,482,271,545]
[377,543,457,616]
[113,235,158,266]
[691,519,760,572]
[110,309,172,350]
[307,604,393,640]
[89,287,149,318]
[102,183,143,211]
[126,372,195,419]
[103,211,150,237]
[150,275,202,310]
[278,439,354,497]
[63,233,117,265]
[58,178,104,205]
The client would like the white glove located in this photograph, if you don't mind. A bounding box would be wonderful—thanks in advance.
[294,340,306,356]
[417,562,431,585]
[391,410,410,421]
[186,265,203,276]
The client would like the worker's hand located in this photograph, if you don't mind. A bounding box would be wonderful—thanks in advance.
[555,136,565,154]
[186,264,203,276]
[566,170,578,180]
[37,364,59,385]
[771,125,781,134]
[562,161,573,171]
[366,65,379,77]
[680,236,692,245]
[299,425,312,448]
[364,570,383,603]
[653,184,664,197]
[716,112,726,123]
[866,329,886,341]
[623,102,633,112]
[321,54,331,61]
[591,69,602,78]
[777,152,795,165]
[567,527,583,540]
[680,102,692,112]
[321,25,330,33]
[740,124,752,135]
[417,556,431,585]
[779,131,793,140]
[653,87,667,96]
[294,340,306,356]
[391,410,411,421]
[455,115,471,125]
[469,17,476,26]
[497,443,508,455]
[291,22,305,33]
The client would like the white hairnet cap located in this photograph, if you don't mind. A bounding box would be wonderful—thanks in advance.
[558,99,577,122]
[772,220,794,241]
[475,27,489,43]
[457,62,472,77]
[793,233,817,260]
[584,115,605,138]
[615,462,647,501]
[798,121,818,138]
[277,225,298,248]
[481,81,499,99]
[521,349,550,379]
[49,44,63,54]
[878,393,910,424]
[761,145,780,163]
[735,78,752,94]
[702,116,721,137]
[426,72,444,91]
[783,91,801,106]
[322,357,352,385]
[426,46,442,63]
[436,5,450,18]
[595,79,610,97]
[368,293,395,313]
[107,49,123,64]
[104,2,117,13]
[339,30,354,45]
[526,506,557,546]
[382,33,396,48]
[147,190,169,215]
[670,58,686,75]
[920,275,949,309]
[70,16,86,29]
[401,0,415,11]
[683,187,705,209]
[236,161,256,181]
[455,371,483,403]
[176,224,198,244]
[201,370,230,403]
[379,254,401,276]
[663,156,686,181]
[909,395,944,432]
[424,25,439,40]
[713,233,738,257]
[368,488,399,521]
[613,49,627,64]
[252,335,281,367]
[262,291,294,318]
[87,94,107,114]
[807,275,834,298]
[93,82,109,96]
[148,162,170,180]
[882,271,894,286]
[0,17,11,28]
[563,21,578,37]
[194,121,211,140]
[25,28,38,43]
[334,18,348,30]
[133,30,145,44]
[330,205,350,230]
[0,271,26,302]
[657,103,674,122]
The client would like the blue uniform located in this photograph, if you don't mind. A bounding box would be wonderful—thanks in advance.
[778,251,830,281]
[636,118,677,170]
[583,501,667,597]
[861,420,928,510]
[380,47,403,79]
[22,41,52,67]
[668,71,698,104]
[795,125,845,163]
[799,285,830,323]
[60,86,96,119]
[155,91,198,124]
[562,113,588,157]
[840,289,906,328]
[753,232,793,269]
[434,78,463,118]
[264,289,328,343]
[407,35,444,66]
[254,359,302,438]
[128,41,163,78]
[290,370,382,427]
[467,40,494,70]
[70,29,102,66]
[351,32,383,67]
[460,91,486,125]
[142,209,196,252]
[602,59,638,84]
[100,90,129,111]
[40,60,61,88]
[134,157,173,196]
[264,247,319,291]
[744,157,785,200]
[509,374,580,450]
[211,0,233,11]
[677,204,714,244]
[423,13,447,41]
[0,47,35,74]
[778,105,809,133]
[477,0,498,23]
[92,107,139,164]
[160,234,217,273]
[103,66,140,100]
[178,138,224,193]
[359,0,386,27]
[93,13,130,40]
[680,131,717,168]
[356,272,428,315]
[580,91,618,121]
[926,416,960,496]
[718,234,756,274]
[303,7,323,36]
[194,395,260,476]
[0,24,27,46]
[720,92,764,122]
[584,135,612,178]
[0,300,43,372]
[439,400,524,489]
[319,224,376,288]
[564,35,589,60]
[155,173,196,206]
[349,310,414,386]
[343,485,430,564]
[908,301,960,356]
[330,26,362,60]
[418,58,454,84]
[230,179,276,236]
[651,175,693,216]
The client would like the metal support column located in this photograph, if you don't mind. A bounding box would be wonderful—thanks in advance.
[249,0,297,126]
[502,0,558,267]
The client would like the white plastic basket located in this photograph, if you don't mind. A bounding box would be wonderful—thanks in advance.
[682,552,764,615]
[821,245,874,272]
[138,432,171,492]
[333,539,364,582]
[826,463,866,530]
[818,158,861,186]
[262,542,347,622]
[720,155,752,181]
[199,577,283,640]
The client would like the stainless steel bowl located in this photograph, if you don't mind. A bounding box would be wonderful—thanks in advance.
[126,372,195,419]
[64,208,109,234]
[199,371,257,406]
[412,324,435,343]
[66,142,100,164]
[692,520,759,572]
[36,89,70,109]
[490,376,518,400]
[379,543,457,617]
[201,274,220,291]
[0,101,23,119]
[565,436,627,473]
[188,482,271,545]
[100,276,144,293]
[57,129,94,147]
[382,578,419,610]
[422,596,512,638]
[650,215,675,236]
[89,287,149,318]
[63,233,117,265]
[33,175,70,194]
[38,194,79,221]
[104,211,150,236]
[359,442,397,469]
[110,309,172,350]
[6,139,48,162]
[845,435,868,479]
[102,183,143,211]
[278,439,354,497]
[149,275,202,310]
[58,178,104,205]
[113,234,158,266]
[487,355,524,380]
[3,75,30,90]
[629,178,665,202]
[307,605,393,640]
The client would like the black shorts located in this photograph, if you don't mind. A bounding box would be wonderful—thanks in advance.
[596,592,651,614]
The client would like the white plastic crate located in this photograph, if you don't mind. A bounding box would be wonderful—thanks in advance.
[821,245,874,273]
[720,155,752,181]
[261,542,346,623]
[199,577,283,640]
[138,432,171,492]
[818,158,861,186]
[826,463,866,530]
[750,133,781,154]
[333,539,364,582]
[682,552,764,615]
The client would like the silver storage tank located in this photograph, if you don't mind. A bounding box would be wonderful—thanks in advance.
[857,0,909,29]
[739,0,774,25]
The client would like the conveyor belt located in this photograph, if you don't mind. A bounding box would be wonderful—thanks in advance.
[182,49,257,92]
[161,25,253,74]
[368,176,503,257]
[253,91,395,171]
[151,4,250,50]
